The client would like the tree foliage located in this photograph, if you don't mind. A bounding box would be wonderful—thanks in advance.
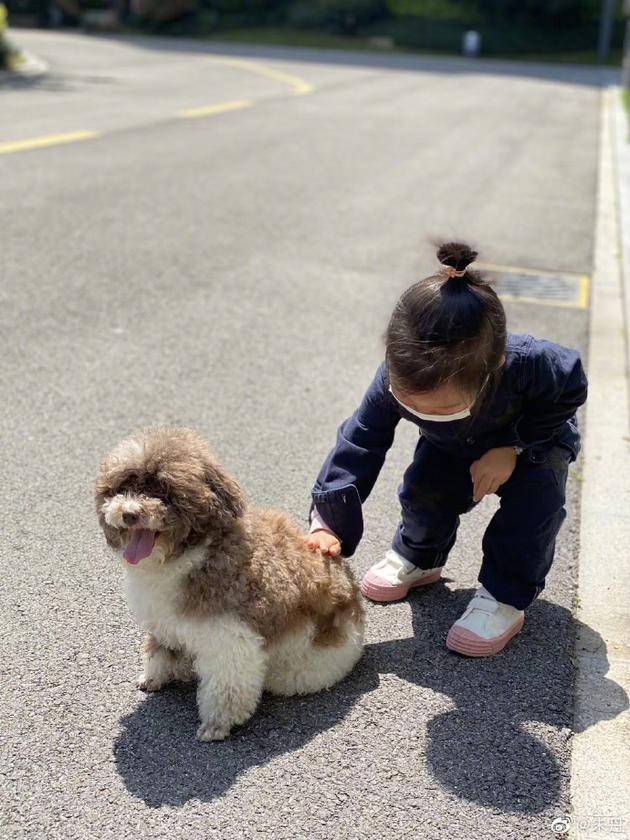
[388,0,609,26]
[472,0,604,26]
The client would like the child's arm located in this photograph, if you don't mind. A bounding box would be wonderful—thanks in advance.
[512,338,588,449]
[470,339,587,503]
[309,362,401,557]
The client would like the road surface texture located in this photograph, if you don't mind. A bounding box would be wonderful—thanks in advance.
[0,31,614,839]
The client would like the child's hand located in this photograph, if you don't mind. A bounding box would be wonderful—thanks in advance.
[302,529,342,557]
[470,447,518,502]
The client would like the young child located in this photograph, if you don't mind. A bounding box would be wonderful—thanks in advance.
[304,243,587,657]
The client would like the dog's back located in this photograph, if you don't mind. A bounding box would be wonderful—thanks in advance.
[180,506,364,649]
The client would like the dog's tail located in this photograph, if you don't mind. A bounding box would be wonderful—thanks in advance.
[312,604,363,647]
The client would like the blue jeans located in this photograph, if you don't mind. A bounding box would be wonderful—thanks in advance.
[391,438,572,610]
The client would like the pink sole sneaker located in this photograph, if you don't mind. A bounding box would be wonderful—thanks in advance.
[446,614,525,657]
[360,567,443,603]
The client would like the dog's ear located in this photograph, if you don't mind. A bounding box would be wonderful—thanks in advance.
[203,461,246,522]
[157,453,246,535]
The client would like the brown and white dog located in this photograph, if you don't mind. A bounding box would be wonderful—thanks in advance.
[95,427,364,741]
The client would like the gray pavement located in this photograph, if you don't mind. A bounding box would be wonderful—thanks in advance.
[0,31,616,839]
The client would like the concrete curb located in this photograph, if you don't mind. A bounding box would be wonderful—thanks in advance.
[616,92,630,379]
[568,87,630,840]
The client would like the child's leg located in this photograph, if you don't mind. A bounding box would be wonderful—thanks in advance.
[392,438,476,568]
[446,446,570,657]
[362,439,475,602]
[478,445,572,610]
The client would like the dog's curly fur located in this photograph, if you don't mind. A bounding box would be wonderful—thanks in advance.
[95,427,364,741]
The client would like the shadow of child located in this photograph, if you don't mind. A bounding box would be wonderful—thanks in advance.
[113,582,627,812]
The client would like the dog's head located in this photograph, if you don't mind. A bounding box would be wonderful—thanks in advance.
[95,427,245,566]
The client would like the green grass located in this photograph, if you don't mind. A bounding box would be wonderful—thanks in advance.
[490,48,622,66]
[201,26,622,66]
[203,26,390,52]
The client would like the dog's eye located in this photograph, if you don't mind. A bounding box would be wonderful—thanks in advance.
[115,473,139,495]
[142,480,170,502]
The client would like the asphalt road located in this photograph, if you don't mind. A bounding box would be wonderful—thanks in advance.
[1,31,608,839]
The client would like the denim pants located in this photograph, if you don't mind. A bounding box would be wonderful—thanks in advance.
[391,438,572,610]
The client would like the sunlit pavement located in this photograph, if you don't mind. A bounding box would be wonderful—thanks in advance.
[1,30,616,839]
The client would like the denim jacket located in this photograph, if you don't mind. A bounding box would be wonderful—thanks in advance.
[311,333,588,557]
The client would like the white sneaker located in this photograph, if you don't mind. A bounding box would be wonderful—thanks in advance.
[446,586,525,657]
[360,549,444,603]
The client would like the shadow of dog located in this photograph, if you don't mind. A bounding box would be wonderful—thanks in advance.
[114,582,628,812]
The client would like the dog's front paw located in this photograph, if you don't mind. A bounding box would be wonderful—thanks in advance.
[137,673,164,692]
[196,721,231,742]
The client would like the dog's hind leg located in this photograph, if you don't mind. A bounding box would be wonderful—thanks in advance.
[265,619,364,696]
[181,616,267,742]
[137,633,194,692]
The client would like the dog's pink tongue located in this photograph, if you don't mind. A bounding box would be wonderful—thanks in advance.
[123,529,156,564]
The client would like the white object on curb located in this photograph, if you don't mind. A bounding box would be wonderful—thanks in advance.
[462,30,481,58]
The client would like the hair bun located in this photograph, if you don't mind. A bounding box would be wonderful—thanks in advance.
[437,242,478,274]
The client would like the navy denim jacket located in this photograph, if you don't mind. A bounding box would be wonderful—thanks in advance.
[311,333,587,557]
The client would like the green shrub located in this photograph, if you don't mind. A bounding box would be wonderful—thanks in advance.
[322,0,388,33]
[202,0,289,28]
[383,16,463,51]
[384,13,621,55]
[286,0,387,34]
[474,0,603,27]
[125,0,626,58]
[387,0,477,22]
[287,0,328,29]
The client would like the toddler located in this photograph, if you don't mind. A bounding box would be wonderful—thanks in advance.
[304,243,587,657]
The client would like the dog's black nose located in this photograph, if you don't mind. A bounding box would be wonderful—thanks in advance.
[123,512,139,527]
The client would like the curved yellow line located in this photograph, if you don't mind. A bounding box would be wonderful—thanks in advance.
[205,56,314,96]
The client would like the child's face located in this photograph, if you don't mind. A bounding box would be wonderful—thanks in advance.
[390,382,471,417]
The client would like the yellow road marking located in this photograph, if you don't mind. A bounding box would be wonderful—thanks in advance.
[0,60,311,156]
[178,99,253,119]
[205,57,314,96]
[0,130,100,155]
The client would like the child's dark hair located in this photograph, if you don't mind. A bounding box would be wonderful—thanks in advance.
[385,242,507,403]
